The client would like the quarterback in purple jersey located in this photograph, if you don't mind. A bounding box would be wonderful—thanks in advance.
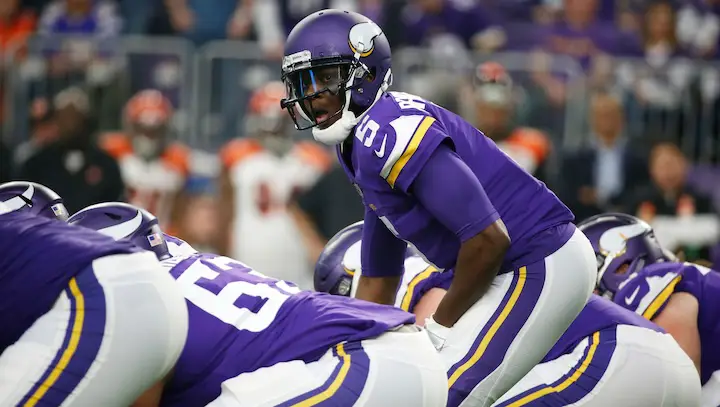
[70,202,448,407]
[0,191,188,406]
[280,9,596,405]
[316,221,701,406]
[580,212,720,407]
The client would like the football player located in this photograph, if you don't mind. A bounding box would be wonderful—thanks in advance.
[315,221,701,406]
[0,198,188,406]
[100,89,190,233]
[579,213,720,407]
[280,9,596,406]
[218,81,331,289]
[0,181,70,220]
[68,202,448,407]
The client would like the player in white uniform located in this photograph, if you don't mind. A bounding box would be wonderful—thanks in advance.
[218,81,331,289]
[315,221,701,406]
[0,182,188,406]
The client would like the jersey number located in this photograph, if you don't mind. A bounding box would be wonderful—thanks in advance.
[176,256,300,332]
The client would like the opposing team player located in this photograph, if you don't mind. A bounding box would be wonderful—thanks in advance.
[0,201,188,406]
[0,181,69,220]
[579,213,720,407]
[68,202,448,407]
[316,221,701,406]
[280,9,596,405]
[218,81,331,289]
[100,89,190,233]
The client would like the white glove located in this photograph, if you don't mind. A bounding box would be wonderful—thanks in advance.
[424,315,452,351]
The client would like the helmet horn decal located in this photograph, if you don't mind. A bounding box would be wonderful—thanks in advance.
[2,184,35,212]
[97,210,143,240]
[348,21,383,57]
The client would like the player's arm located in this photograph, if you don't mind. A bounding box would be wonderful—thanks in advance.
[355,207,407,305]
[412,144,510,327]
[216,166,235,256]
[652,292,702,373]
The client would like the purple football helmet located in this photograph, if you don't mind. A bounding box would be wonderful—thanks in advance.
[577,213,670,298]
[0,181,69,221]
[314,220,417,296]
[68,202,171,261]
[280,9,392,144]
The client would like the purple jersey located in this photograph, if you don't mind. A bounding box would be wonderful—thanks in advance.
[0,211,139,352]
[541,295,663,362]
[160,252,414,407]
[614,262,720,385]
[339,91,574,272]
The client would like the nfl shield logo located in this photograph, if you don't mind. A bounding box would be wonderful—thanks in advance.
[147,233,164,247]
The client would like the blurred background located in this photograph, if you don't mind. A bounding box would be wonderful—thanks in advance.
[0,0,718,288]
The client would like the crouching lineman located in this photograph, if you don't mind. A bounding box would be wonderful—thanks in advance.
[579,213,719,407]
[315,221,701,406]
[0,182,188,406]
[68,202,448,407]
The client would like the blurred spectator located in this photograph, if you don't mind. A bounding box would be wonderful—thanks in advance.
[290,165,365,265]
[617,1,696,138]
[118,0,159,34]
[253,0,371,59]
[531,0,626,109]
[464,62,553,182]
[560,91,649,221]
[164,0,252,45]
[627,141,714,219]
[99,89,189,234]
[16,87,124,213]
[12,97,59,167]
[0,140,12,182]
[627,141,719,261]
[0,0,36,56]
[0,0,36,125]
[39,0,121,37]
[401,0,507,52]
[677,0,720,58]
[217,82,330,290]
[37,0,122,84]
[688,163,720,212]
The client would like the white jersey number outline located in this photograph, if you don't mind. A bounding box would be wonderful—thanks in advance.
[175,255,300,332]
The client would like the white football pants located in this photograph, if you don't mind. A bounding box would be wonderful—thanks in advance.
[0,251,189,406]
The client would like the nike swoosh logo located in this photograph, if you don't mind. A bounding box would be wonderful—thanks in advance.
[625,286,640,305]
[374,135,387,158]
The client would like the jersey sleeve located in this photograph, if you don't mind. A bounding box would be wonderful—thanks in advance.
[673,263,708,303]
[613,264,685,320]
[219,139,263,170]
[372,114,451,193]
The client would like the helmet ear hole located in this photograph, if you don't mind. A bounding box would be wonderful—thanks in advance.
[615,262,631,275]
[366,67,377,82]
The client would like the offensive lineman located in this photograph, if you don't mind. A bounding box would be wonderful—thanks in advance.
[280,9,596,405]
[579,213,720,407]
[0,183,188,406]
[315,221,701,406]
[68,202,448,407]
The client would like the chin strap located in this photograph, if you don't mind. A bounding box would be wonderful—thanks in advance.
[312,68,393,146]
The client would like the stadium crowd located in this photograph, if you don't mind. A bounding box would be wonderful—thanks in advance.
[0,0,719,287]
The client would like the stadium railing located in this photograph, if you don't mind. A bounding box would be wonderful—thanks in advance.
[2,35,718,164]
